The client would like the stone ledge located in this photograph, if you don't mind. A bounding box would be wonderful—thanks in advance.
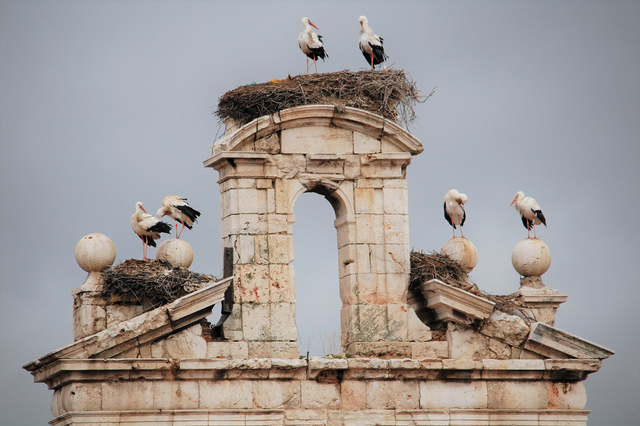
[49,408,591,426]
[396,409,589,426]
[419,279,495,325]
[204,152,276,183]
[524,322,615,360]
[31,357,603,390]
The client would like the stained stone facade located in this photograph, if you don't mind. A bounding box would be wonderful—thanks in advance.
[25,105,614,425]
[204,105,424,359]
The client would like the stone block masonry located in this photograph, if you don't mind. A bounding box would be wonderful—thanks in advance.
[40,356,596,425]
[25,104,613,426]
[205,105,425,357]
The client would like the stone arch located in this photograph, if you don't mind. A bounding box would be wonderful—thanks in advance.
[289,177,353,219]
[204,105,425,358]
[289,180,355,303]
[289,189,342,355]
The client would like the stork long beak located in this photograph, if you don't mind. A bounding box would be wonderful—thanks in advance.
[510,196,518,206]
[309,21,319,30]
[140,205,148,213]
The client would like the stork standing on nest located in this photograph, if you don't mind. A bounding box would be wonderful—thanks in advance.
[156,196,201,239]
[131,202,172,260]
[298,17,327,74]
[511,191,547,239]
[444,189,468,238]
[358,16,388,70]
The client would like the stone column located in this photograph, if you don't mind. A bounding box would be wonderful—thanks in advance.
[341,156,413,358]
[213,155,299,358]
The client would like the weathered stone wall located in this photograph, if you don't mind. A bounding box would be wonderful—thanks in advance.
[205,105,427,358]
[24,105,614,426]
[46,357,593,426]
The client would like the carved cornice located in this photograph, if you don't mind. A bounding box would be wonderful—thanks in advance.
[31,356,602,390]
[205,105,424,162]
[418,279,495,326]
[524,322,615,360]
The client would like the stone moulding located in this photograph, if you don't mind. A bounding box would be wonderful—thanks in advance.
[207,105,424,159]
[419,279,495,325]
[48,409,591,426]
[524,322,615,360]
[41,355,598,425]
[511,277,569,325]
[202,152,274,183]
[32,357,603,390]
[24,277,233,372]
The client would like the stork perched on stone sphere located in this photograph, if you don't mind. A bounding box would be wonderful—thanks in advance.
[358,16,388,70]
[156,196,201,239]
[131,202,172,260]
[444,189,467,238]
[511,191,547,239]
[298,17,327,75]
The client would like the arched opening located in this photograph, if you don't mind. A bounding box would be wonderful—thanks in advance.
[293,192,341,357]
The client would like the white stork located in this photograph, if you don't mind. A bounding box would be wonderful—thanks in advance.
[444,189,468,238]
[511,191,547,239]
[131,201,172,260]
[358,16,388,70]
[298,17,327,74]
[156,195,201,239]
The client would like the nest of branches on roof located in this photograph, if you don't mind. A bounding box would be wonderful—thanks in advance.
[216,70,420,128]
[101,259,215,310]
[410,251,534,323]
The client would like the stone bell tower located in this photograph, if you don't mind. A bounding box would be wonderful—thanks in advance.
[204,105,426,358]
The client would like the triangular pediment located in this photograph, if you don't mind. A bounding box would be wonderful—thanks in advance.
[24,277,232,373]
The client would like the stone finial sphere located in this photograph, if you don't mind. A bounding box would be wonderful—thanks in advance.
[441,237,478,273]
[75,233,116,272]
[157,239,194,268]
[512,238,552,276]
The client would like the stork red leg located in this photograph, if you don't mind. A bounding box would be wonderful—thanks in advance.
[177,220,186,239]
[313,54,318,74]
[370,52,374,70]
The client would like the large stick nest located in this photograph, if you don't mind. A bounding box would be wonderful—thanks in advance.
[101,259,216,309]
[410,251,534,323]
[216,70,419,128]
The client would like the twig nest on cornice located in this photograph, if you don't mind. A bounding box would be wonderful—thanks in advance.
[157,239,193,268]
[75,233,116,273]
[441,237,478,273]
[216,70,419,128]
[512,238,551,277]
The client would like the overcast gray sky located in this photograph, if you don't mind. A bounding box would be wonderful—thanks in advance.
[1,1,638,425]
